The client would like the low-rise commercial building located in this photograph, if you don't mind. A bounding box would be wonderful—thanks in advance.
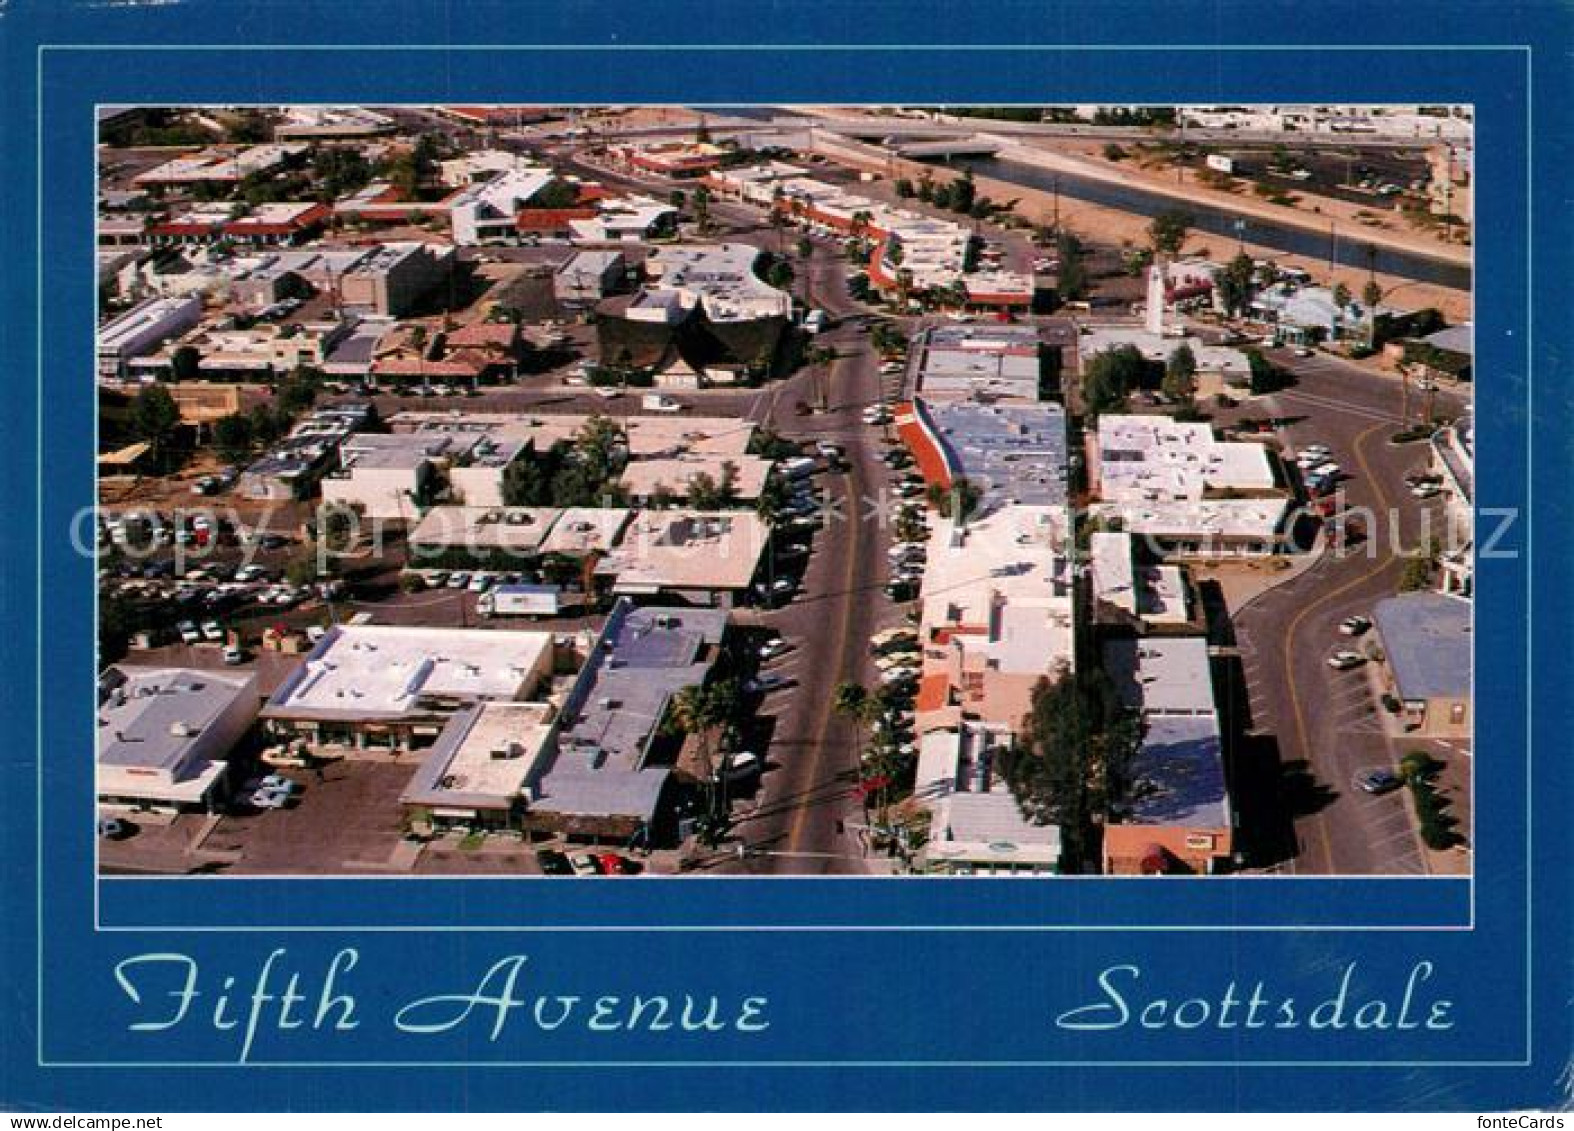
[527,600,729,844]
[263,624,556,755]
[618,455,774,504]
[1371,593,1471,739]
[320,431,482,520]
[915,400,1069,510]
[635,243,793,323]
[915,505,1075,734]
[275,106,397,140]
[1088,531,1200,633]
[1102,636,1234,875]
[914,723,1062,875]
[97,296,203,380]
[449,167,557,245]
[132,144,305,188]
[1091,414,1290,557]
[555,250,627,307]
[97,666,260,814]
[913,324,1047,402]
[400,701,560,832]
[596,510,770,608]
[612,141,727,179]
[407,505,563,569]
[567,195,677,243]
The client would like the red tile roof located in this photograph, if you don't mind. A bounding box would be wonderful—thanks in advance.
[894,401,953,490]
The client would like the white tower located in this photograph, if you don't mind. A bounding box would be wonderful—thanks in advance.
[1145,263,1165,336]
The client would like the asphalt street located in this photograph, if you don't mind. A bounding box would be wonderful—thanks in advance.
[1231,351,1469,874]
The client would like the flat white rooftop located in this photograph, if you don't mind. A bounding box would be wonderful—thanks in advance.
[409,506,564,554]
[537,507,634,557]
[266,624,553,720]
[619,455,774,501]
[98,666,253,775]
[1097,414,1278,501]
[1088,499,1290,542]
[919,506,1074,676]
[598,510,769,593]
[402,701,557,810]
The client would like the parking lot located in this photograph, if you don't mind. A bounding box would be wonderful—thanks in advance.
[201,760,418,875]
[1221,350,1471,875]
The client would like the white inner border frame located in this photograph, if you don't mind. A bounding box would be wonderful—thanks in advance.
[39,41,1531,1069]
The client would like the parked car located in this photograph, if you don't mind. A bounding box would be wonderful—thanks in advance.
[744,673,790,695]
[200,620,225,643]
[249,788,291,810]
[535,849,574,876]
[177,620,201,645]
[569,853,600,877]
[1353,768,1403,795]
[722,751,761,782]
[758,637,791,661]
[596,853,643,875]
[1327,651,1367,671]
[97,817,130,840]
[1339,615,1372,637]
[755,578,796,603]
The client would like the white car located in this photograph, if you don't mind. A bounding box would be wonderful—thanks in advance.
[758,637,791,661]
[200,620,225,643]
[722,751,762,782]
[1327,651,1367,671]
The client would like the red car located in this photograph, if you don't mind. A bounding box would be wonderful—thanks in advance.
[596,853,642,876]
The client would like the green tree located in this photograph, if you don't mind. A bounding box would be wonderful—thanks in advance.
[170,345,202,383]
[795,235,813,260]
[130,384,181,470]
[530,178,580,210]
[1332,281,1352,311]
[1163,343,1198,403]
[1362,279,1384,312]
[948,168,976,215]
[893,177,915,199]
[1148,208,1194,255]
[1244,348,1292,395]
[755,474,791,523]
[670,681,734,835]
[1217,251,1257,317]
[212,412,255,463]
[692,185,712,234]
[1082,345,1147,418]
[275,366,322,415]
[926,476,982,523]
[284,545,326,586]
[1055,230,1088,302]
[1399,555,1433,592]
[1003,665,1140,873]
[687,471,723,510]
[767,259,795,291]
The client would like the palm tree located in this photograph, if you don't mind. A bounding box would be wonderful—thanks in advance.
[669,682,732,834]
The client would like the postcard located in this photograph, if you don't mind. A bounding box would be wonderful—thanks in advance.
[1,0,1569,1114]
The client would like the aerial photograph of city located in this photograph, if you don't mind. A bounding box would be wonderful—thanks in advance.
[94,103,1474,879]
